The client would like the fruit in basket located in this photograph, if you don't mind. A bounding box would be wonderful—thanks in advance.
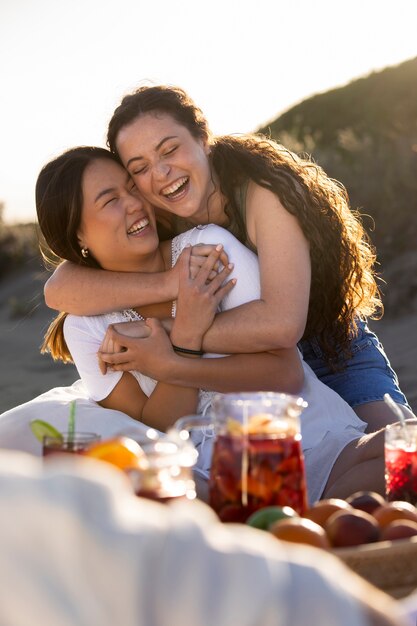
[246,505,298,530]
[248,494,417,551]
[346,490,386,514]
[380,519,417,542]
[304,498,352,527]
[372,501,417,527]
[325,509,380,547]
[269,517,330,549]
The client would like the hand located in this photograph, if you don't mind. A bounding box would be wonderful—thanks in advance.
[159,317,174,335]
[189,243,229,280]
[98,320,151,374]
[98,318,178,379]
[166,243,229,300]
[172,245,236,348]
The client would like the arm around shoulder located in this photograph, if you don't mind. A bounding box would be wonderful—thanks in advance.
[197,200,311,354]
[44,260,178,315]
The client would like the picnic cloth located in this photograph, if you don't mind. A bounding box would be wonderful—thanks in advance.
[0,450,392,626]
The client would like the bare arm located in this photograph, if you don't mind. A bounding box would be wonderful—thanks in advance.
[44,245,229,314]
[44,261,177,314]
[98,370,199,432]
[157,345,304,395]
[201,183,311,353]
[98,246,237,431]
[63,312,201,432]
[99,232,305,393]
[100,319,304,395]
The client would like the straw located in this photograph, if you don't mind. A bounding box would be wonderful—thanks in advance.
[383,393,410,442]
[68,400,76,440]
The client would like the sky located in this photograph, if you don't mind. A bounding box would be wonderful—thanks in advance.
[1,0,417,224]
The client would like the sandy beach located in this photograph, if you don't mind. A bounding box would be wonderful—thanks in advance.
[0,259,78,414]
[0,259,415,415]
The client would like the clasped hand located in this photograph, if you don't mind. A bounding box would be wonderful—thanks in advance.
[98,243,235,377]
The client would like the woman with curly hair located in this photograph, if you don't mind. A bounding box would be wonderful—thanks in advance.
[44,85,412,430]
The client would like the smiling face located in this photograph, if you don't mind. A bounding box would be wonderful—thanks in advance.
[77,158,161,272]
[116,112,218,224]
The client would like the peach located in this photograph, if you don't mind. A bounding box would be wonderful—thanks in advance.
[380,519,417,542]
[304,498,352,528]
[270,517,330,549]
[325,509,380,547]
[372,501,417,528]
[346,490,386,514]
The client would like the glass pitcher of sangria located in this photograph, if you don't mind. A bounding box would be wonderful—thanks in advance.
[174,392,309,523]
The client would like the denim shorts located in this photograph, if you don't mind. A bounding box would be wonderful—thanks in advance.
[298,318,410,409]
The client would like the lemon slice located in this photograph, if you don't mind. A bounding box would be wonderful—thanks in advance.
[30,419,63,443]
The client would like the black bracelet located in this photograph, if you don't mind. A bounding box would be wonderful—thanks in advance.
[172,344,204,356]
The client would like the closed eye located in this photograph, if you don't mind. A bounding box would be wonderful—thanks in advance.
[132,165,148,175]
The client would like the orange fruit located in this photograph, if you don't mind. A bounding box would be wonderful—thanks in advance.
[269,517,330,549]
[85,436,147,470]
[372,501,417,528]
[304,498,352,527]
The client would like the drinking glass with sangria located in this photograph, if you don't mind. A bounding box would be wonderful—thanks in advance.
[385,421,417,504]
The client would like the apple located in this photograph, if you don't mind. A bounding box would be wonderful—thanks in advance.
[246,505,298,530]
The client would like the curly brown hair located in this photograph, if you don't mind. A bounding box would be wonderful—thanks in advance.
[107,85,382,363]
[210,134,382,362]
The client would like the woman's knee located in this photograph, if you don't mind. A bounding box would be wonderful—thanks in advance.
[355,401,416,432]
[324,431,385,496]
[323,457,386,500]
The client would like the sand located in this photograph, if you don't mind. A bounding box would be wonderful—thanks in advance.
[0,259,415,415]
[0,260,78,414]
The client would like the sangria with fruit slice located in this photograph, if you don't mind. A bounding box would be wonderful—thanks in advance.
[175,392,309,523]
[209,414,307,523]
[30,406,100,457]
[43,432,101,456]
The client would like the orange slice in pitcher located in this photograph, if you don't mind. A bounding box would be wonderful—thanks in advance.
[226,417,243,435]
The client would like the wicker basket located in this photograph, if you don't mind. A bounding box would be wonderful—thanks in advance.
[334,536,417,598]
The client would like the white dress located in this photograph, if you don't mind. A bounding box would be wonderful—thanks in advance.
[0,225,367,503]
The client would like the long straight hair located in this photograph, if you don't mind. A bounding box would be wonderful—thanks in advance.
[36,147,120,361]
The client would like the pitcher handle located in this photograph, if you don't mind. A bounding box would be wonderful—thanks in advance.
[172,414,214,439]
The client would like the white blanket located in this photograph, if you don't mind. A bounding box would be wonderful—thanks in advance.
[0,450,389,626]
